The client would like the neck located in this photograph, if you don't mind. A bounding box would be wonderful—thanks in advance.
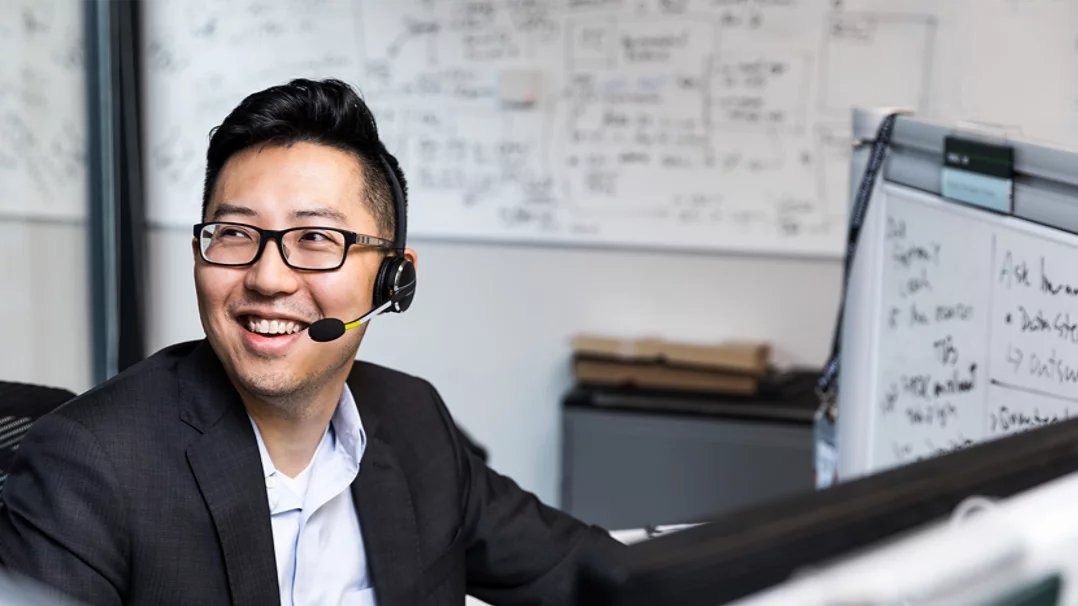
[243,376,346,478]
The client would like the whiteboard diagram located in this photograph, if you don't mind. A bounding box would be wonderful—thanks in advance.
[0,0,87,221]
[819,12,937,115]
[142,0,1078,257]
[142,0,364,228]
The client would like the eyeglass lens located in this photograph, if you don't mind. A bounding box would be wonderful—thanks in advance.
[197,223,347,270]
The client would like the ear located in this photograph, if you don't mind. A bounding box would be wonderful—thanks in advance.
[191,237,200,262]
[403,247,418,269]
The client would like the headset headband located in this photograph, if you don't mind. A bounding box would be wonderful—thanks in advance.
[377,154,406,256]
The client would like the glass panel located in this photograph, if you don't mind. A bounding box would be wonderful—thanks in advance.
[0,0,91,393]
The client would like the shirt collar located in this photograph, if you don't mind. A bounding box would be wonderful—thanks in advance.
[248,383,367,480]
[331,382,366,469]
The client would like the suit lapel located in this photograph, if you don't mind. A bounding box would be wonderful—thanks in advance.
[353,438,422,606]
[179,342,280,606]
[347,364,422,606]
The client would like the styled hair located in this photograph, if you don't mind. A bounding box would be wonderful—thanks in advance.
[201,78,405,239]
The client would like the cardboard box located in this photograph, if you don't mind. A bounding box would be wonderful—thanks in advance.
[570,335,771,395]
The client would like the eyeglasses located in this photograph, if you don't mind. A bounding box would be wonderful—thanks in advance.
[193,222,394,271]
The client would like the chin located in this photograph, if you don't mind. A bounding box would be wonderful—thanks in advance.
[209,321,356,402]
[236,370,308,400]
[210,337,303,399]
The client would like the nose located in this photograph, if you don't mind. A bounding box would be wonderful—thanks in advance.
[243,239,300,297]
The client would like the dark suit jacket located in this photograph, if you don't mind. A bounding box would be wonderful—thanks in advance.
[0,340,622,605]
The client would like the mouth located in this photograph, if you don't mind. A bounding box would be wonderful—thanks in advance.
[237,315,311,337]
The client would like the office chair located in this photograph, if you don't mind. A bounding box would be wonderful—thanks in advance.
[0,381,76,496]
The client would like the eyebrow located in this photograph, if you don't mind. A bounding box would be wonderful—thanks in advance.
[211,203,257,220]
[293,207,349,223]
[209,204,348,224]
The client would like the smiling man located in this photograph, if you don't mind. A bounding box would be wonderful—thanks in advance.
[0,79,621,605]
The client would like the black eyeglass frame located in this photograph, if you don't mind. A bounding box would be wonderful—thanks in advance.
[192,221,395,271]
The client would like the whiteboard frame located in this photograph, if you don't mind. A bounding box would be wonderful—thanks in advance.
[837,108,1078,480]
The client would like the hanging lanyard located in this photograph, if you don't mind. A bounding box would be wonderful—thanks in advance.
[816,113,900,420]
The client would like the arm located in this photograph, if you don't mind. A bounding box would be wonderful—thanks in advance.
[426,384,625,605]
[0,413,128,605]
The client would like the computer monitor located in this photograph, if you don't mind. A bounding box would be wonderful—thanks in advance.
[575,416,1078,606]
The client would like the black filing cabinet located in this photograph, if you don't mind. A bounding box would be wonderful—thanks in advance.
[560,379,817,530]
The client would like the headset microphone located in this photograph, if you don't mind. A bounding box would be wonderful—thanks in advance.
[307,277,415,343]
[308,300,393,343]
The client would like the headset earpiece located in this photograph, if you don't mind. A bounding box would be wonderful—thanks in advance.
[371,154,415,315]
[373,255,416,313]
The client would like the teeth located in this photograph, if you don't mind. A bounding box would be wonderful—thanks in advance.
[246,317,305,335]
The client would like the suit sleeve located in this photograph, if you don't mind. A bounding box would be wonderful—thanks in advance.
[424,383,626,605]
[0,412,128,605]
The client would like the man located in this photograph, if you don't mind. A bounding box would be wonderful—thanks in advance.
[0,78,622,605]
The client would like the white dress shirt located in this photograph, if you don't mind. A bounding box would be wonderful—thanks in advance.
[249,385,376,606]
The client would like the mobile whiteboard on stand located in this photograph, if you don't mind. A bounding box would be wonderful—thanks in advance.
[836,108,1078,481]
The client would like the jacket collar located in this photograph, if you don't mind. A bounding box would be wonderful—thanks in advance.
[176,340,243,434]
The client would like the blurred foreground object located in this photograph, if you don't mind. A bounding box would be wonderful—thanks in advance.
[0,567,82,605]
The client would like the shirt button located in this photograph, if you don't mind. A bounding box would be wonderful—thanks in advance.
[266,477,276,489]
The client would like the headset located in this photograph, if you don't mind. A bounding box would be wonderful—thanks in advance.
[308,154,416,343]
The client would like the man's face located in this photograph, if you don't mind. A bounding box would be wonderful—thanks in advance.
[194,142,387,402]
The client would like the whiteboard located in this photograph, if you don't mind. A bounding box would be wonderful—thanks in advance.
[0,0,87,221]
[854,182,1078,473]
[142,0,1078,256]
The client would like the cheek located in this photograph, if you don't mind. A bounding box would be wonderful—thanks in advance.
[194,267,237,316]
[309,270,375,315]
[308,271,362,312]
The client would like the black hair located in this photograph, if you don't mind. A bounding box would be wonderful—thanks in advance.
[201,78,405,240]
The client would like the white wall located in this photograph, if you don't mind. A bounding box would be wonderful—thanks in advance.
[0,220,93,394]
[148,227,842,506]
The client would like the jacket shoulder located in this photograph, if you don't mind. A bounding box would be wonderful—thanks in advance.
[347,360,454,441]
[48,341,201,430]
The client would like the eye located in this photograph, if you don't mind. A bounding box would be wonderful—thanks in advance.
[298,229,341,244]
[219,227,252,239]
